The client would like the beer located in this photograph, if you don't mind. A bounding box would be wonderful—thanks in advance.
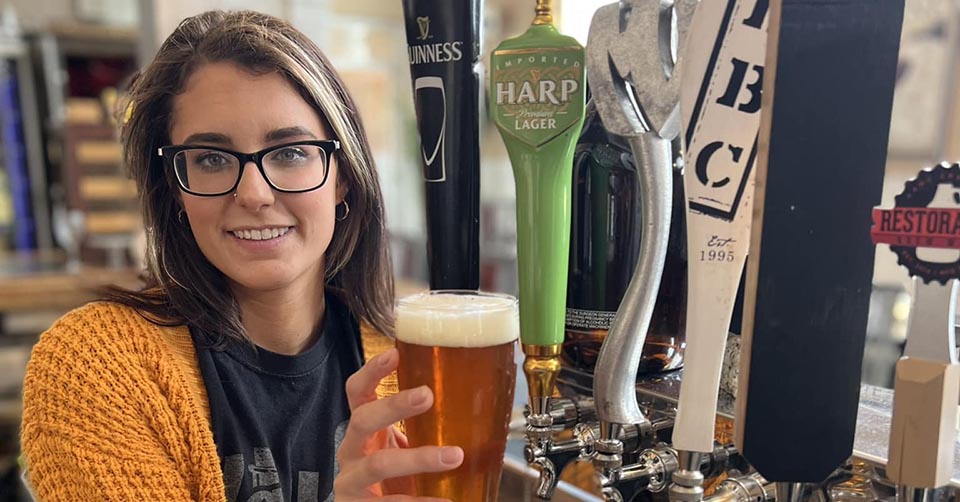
[396,291,519,502]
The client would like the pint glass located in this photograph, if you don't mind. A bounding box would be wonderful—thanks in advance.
[396,290,519,502]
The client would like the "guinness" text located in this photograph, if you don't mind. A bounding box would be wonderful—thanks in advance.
[408,42,464,65]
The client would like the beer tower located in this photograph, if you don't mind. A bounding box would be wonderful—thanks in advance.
[513,1,950,501]
[872,164,960,500]
[735,0,904,496]
[670,0,768,499]
[489,0,586,476]
[401,0,482,290]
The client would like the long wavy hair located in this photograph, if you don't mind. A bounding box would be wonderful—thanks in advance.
[105,10,395,344]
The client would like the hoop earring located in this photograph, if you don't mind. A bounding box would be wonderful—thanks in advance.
[336,200,350,221]
[177,209,185,223]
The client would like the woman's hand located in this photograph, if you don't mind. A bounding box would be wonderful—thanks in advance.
[335,347,464,501]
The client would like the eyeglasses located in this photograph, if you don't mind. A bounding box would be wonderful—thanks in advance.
[158,140,341,197]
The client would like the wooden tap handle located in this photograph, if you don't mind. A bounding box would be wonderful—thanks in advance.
[887,357,960,488]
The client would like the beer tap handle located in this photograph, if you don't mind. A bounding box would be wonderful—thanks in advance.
[587,4,694,492]
[734,0,904,481]
[671,1,768,500]
[490,0,586,421]
[400,0,482,291]
[871,165,960,496]
[586,0,697,430]
[887,278,960,493]
[673,0,768,454]
[596,131,672,423]
[490,2,588,489]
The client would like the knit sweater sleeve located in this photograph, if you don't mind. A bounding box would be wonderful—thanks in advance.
[20,303,220,501]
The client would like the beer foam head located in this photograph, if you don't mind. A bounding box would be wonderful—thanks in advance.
[396,291,519,348]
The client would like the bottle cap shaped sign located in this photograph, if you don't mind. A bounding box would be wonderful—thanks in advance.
[873,163,960,490]
[872,163,960,283]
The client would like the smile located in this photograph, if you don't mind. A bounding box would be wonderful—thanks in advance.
[230,227,292,241]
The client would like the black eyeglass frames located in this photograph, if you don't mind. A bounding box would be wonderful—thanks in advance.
[158,140,341,197]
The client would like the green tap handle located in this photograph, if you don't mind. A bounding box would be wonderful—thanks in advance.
[490,23,586,348]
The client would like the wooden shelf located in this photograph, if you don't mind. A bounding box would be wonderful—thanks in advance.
[0,265,140,313]
[79,177,136,200]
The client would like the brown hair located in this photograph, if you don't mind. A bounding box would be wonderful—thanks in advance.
[106,10,394,344]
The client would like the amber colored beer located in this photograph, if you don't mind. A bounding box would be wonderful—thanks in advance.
[396,291,519,502]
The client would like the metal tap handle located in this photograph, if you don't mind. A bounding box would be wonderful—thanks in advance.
[904,277,958,363]
[596,133,673,425]
[585,0,697,427]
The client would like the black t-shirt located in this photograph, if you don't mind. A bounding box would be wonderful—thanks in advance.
[194,296,363,502]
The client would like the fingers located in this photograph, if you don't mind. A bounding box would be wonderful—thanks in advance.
[337,348,461,502]
[339,386,432,461]
[335,446,464,497]
[346,348,398,411]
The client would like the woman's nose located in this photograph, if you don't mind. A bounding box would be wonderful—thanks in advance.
[233,161,275,210]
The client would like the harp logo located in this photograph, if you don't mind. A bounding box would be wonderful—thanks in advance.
[491,54,584,145]
[417,16,430,41]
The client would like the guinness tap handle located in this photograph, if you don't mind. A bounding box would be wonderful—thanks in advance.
[402,0,482,290]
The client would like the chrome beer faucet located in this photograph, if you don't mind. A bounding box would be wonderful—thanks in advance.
[528,395,679,499]
[595,441,742,501]
[524,396,597,499]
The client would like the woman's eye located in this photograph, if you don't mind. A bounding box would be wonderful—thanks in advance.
[272,147,309,163]
[196,152,230,167]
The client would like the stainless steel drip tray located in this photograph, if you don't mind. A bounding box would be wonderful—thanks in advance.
[557,367,960,487]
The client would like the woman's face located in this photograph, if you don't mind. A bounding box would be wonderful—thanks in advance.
[169,62,340,294]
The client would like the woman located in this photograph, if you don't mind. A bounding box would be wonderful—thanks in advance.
[20,10,461,502]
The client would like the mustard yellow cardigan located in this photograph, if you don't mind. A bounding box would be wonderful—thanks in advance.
[20,301,396,501]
